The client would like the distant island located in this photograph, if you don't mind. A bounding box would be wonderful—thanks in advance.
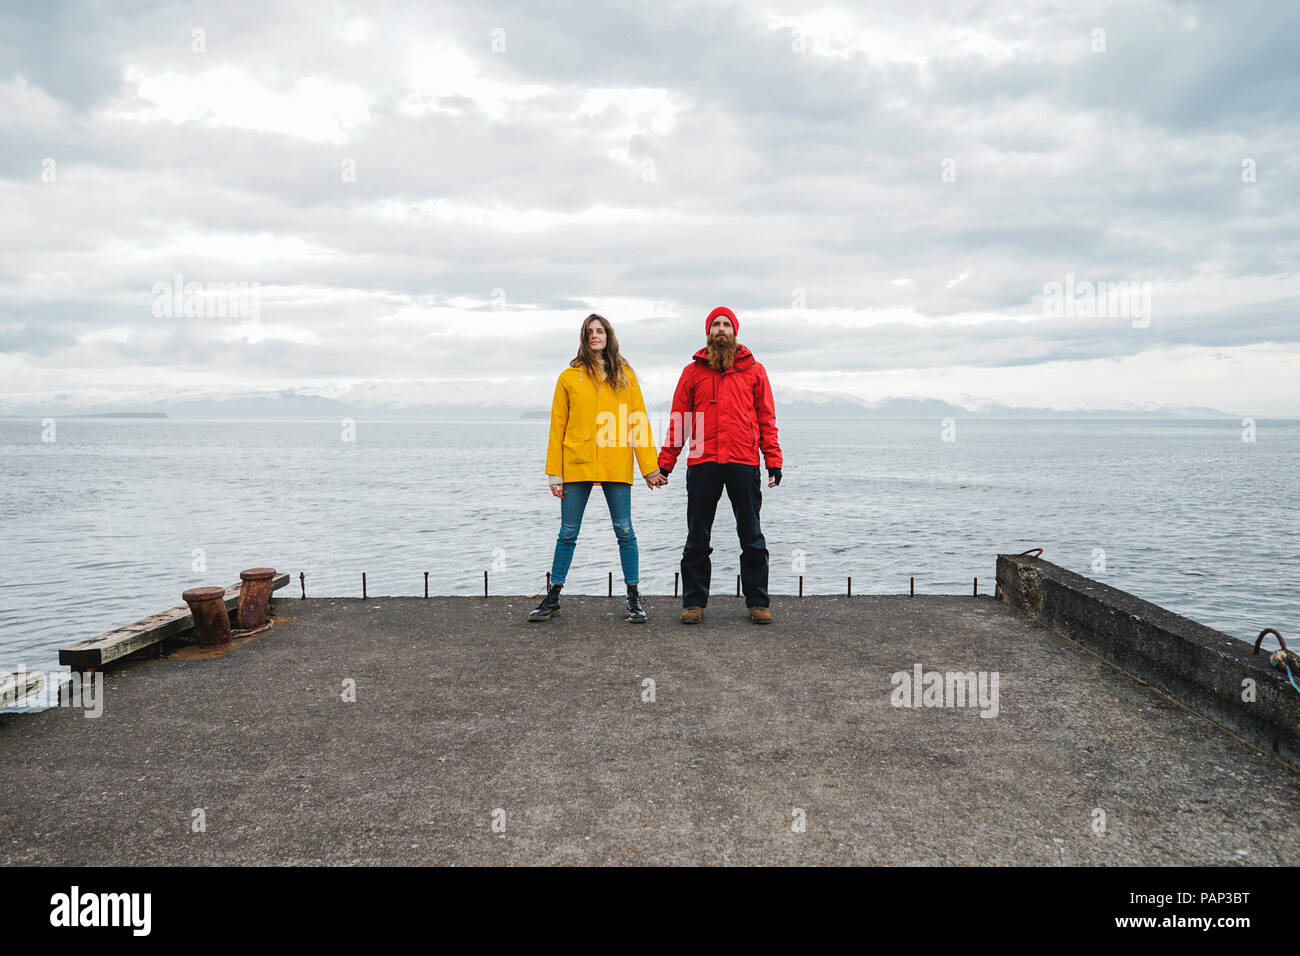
[0,412,168,419]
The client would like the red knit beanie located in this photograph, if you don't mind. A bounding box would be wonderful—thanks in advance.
[705,306,739,335]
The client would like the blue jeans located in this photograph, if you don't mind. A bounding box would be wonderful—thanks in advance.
[549,481,638,586]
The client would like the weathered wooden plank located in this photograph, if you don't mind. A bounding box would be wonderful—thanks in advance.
[0,670,45,708]
[59,572,290,670]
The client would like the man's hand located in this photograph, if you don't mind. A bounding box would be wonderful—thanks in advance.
[767,467,782,489]
[550,482,565,498]
[645,471,668,489]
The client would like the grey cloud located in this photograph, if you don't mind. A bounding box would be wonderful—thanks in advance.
[0,0,132,110]
[0,321,77,355]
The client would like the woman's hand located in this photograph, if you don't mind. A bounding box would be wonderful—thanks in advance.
[550,482,565,498]
[644,471,668,489]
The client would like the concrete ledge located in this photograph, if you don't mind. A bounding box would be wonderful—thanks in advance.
[996,553,1300,769]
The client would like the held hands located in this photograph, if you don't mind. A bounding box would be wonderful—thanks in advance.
[550,474,666,494]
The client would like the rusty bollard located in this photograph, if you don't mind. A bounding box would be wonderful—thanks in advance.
[183,586,233,647]
[237,567,277,629]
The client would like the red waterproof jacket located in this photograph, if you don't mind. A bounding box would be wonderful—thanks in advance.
[658,344,783,472]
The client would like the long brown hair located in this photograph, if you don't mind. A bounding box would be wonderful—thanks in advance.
[571,313,630,391]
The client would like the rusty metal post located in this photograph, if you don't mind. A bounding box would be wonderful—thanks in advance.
[736,574,741,597]
[910,576,915,596]
[299,571,305,599]
[424,572,429,598]
[973,577,978,597]
[547,571,551,589]
[362,572,367,600]
[483,570,488,598]
[1252,628,1287,656]
[847,576,852,597]
[674,572,679,598]
[183,586,233,647]
[609,572,613,597]
[799,575,804,597]
[236,567,276,629]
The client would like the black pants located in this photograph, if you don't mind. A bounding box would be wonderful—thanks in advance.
[681,462,769,608]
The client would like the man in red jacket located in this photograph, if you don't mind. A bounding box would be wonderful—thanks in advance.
[658,306,783,624]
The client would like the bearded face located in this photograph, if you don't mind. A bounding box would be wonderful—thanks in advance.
[706,329,738,371]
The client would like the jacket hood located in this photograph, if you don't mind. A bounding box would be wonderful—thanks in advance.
[693,343,753,370]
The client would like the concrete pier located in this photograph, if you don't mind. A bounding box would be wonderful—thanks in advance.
[2,590,1296,865]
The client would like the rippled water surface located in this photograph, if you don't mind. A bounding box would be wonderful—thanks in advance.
[2,417,1296,686]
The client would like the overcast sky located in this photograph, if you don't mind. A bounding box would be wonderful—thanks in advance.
[1,0,1297,413]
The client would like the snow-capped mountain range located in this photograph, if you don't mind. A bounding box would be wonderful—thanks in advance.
[0,382,1236,419]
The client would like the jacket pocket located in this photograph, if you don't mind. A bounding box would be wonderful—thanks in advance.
[564,429,593,465]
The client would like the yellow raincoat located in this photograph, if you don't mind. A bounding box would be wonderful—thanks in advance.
[544,363,659,483]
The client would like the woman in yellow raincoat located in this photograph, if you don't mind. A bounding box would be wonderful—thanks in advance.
[530,314,666,623]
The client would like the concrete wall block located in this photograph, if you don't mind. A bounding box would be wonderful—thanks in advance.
[996,554,1300,770]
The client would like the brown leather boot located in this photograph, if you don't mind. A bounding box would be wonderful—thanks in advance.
[749,607,773,624]
[680,606,704,624]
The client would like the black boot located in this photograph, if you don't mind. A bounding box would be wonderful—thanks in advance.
[625,584,647,623]
[529,584,562,622]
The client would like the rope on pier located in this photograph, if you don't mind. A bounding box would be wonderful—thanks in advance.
[1252,628,1300,696]
[1281,660,1300,696]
